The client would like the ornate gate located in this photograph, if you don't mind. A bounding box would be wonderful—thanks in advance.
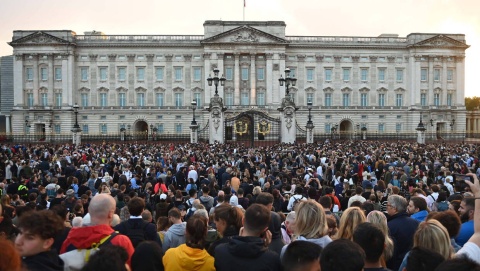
[224,110,281,147]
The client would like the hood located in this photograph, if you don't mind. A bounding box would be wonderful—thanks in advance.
[23,251,64,271]
[169,223,186,236]
[227,236,267,258]
[269,212,282,239]
[62,224,115,249]
[296,235,332,248]
[171,244,213,269]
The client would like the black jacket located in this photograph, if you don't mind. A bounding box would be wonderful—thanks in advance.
[214,236,281,271]
[22,250,64,271]
[387,212,420,270]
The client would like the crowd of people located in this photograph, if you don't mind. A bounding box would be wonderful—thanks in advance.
[0,139,480,271]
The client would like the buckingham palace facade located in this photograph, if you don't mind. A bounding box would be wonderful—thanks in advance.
[7,20,469,143]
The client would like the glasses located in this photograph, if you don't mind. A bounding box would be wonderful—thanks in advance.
[386,204,395,209]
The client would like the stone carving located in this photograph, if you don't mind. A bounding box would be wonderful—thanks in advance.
[315,55,324,62]
[351,56,360,63]
[108,54,117,61]
[273,64,279,71]
[231,30,258,42]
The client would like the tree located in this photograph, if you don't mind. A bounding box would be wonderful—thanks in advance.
[465,96,480,111]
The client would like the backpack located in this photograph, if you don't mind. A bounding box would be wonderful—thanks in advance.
[199,197,213,212]
[117,220,149,248]
[60,232,118,271]
[185,208,195,222]
[292,195,305,211]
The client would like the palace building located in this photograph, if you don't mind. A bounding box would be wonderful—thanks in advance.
[6,20,469,144]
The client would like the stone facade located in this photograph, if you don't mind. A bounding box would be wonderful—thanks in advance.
[7,20,469,140]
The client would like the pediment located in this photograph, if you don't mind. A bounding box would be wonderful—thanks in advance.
[191,87,204,92]
[410,35,469,49]
[201,26,288,44]
[9,31,73,46]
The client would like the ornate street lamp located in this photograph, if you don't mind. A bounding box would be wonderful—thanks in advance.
[278,68,297,98]
[191,100,197,126]
[72,103,80,131]
[450,118,455,131]
[306,101,313,128]
[206,68,226,96]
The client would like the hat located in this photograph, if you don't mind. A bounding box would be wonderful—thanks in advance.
[230,195,239,206]
[177,204,186,211]
[160,194,167,200]
[66,189,75,197]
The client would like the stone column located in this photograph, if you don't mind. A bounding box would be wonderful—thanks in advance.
[306,125,314,144]
[428,56,434,105]
[250,53,256,105]
[234,53,240,105]
[455,56,465,106]
[5,115,11,133]
[47,54,54,105]
[278,98,297,144]
[208,94,225,143]
[203,53,212,103]
[32,54,39,105]
[266,53,274,105]
[416,118,426,144]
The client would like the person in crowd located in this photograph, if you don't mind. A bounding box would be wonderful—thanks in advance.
[280,211,296,245]
[428,210,462,252]
[348,186,367,208]
[456,197,475,247]
[353,222,390,271]
[214,204,281,271]
[386,194,420,270]
[320,239,365,271]
[403,247,445,271]
[131,241,164,271]
[255,192,285,255]
[163,214,214,271]
[334,206,366,240]
[407,196,429,222]
[208,203,243,256]
[366,211,394,265]
[80,245,130,271]
[0,239,22,271]
[15,210,65,271]
[281,240,322,271]
[162,207,186,252]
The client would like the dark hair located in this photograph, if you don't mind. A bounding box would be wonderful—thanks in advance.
[128,197,146,216]
[255,192,274,206]
[355,186,363,195]
[405,247,444,271]
[463,197,475,210]
[282,240,322,271]
[168,207,181,219]
[429,210,461,238]
[131,241,164,271]
[214,203,243,233]
[17,210,64,240]
[243,204,271,236]
[353,222,384,263]
[81,245,128,271]
[294,186,304,195]
[435,255,480,271]
[189,188,197,197]
[50,204,69,220]
[362,202,374,216]
[186,214,208,249]
[321,239,365,271]
[319,196,332,210]
[237,188,244,195]
[410,196,428,211]
[202,186,209,194]
[350,201,363,208]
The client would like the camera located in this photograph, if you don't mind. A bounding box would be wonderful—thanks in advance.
[453,174,473,192]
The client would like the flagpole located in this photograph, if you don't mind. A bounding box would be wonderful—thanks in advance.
[243,0,245,21]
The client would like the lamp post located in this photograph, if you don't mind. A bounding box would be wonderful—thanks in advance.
[278,68,297,99]
[430,118,434,140]
[356,124,360,140]
[306,101,314,143]
[416,114,427,144]
[150,124,154,141]
[207,68,226,96]
[71,103,81,145]
[450,118,455,131]
[127,124,131,141]
[191,100,197,126]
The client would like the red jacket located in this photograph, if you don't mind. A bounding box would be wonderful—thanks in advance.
[60,224,134,264]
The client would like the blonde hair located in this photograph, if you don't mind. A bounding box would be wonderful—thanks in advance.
[367,210,394,261]
[335,207,366,241]
[294,200,328,239]
[413,219,452,260]
[252,186,262,196]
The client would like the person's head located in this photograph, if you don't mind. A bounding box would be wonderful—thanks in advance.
[435,255,480,271]
[156,216,170,232]
[407,196,428,215]
[326,215,338,237]
[353,222,385,264]
[318,196,332,210]
[141,209,152,223]
[427,210,461,239]
[0,239,21,271]
[81,244,129,271]
[366,210,389,237]
[15,210,64,257]
[387,194,407,216]
[168,207,182,223]
[282,240,322,271]
[405,246,445,271]
[131,241,164,271]
[88,194,116,226]
[355,186,363,195]
[294,200,328,239]
[186,214,208,249]
[335,207,366,240]
[242,204,270,237]
[413,219,452,260]
[214,203,244,235]
[284,211,296,234]
[459,197,475,222]
[255,192,274,209]
[320,239,365,271]
[189,188,197,198]
[127,197,146,216]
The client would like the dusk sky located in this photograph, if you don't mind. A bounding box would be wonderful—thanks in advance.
[0,0,478,97]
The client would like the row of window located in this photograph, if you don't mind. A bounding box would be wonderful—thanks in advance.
[420,68,454,81]
[322,92,453,107]
[25,67,62,81]
[324,123,403,133]
[25,123,181,135]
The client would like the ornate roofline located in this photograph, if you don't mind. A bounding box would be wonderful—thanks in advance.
[201,25,288,44]
[9,31,75,47]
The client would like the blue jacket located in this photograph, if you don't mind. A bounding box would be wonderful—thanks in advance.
[411,210,428,222]
[387,212,420,271]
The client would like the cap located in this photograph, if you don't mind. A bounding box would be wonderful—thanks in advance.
[66,189,75,197]
[160,194,167,200]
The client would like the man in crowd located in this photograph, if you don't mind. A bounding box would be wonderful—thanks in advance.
[407,196,429,222]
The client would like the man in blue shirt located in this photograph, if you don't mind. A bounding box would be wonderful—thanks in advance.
[130,174,141,190]
[456,197,475,247]
[407,196,429,222]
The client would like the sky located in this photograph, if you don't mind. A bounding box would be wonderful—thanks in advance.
[0,0,478,97]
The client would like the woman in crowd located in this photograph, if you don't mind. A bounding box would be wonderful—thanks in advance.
[334,206,366,241]
[163,214,215,271]
[366,210,394,265]
[208,203,244,256]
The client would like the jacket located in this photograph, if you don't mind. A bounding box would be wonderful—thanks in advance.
[22,251,64,271]
[214,236,281,271]
[163,222,186,252]
[410,210,428,222]
[114,218,162,248]
[280,235,332,258]
[60,224,134,262]
[163,244,215,271]
[387,212,419,270]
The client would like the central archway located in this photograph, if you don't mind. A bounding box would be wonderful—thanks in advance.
[133,120,148,140]
[339,119,354,139]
